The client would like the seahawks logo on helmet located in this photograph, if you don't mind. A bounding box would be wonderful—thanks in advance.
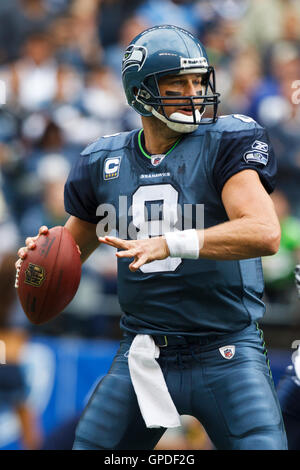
[122,45,147,74]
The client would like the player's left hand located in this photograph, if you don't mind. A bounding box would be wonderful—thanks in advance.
[99,235,170,272]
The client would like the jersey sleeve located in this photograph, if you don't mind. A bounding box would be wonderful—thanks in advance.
[212,126,277,195]
[64,154,99,224]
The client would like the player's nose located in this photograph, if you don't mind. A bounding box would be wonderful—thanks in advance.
[184,80,198,96]
[181,81,201,108]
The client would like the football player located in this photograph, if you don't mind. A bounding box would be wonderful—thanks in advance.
[17,25,287,450]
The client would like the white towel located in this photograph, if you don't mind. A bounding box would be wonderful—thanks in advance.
[128,334,181,429]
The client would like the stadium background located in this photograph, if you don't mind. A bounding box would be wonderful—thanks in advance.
[0,0,300,450]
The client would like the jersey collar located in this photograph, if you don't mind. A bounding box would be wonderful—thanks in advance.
[136,129,182,166]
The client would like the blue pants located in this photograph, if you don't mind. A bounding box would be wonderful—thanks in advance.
[73,323,287,450]
[277,365,300,450]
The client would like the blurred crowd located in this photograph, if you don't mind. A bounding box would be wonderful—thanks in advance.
[0,0,300,339]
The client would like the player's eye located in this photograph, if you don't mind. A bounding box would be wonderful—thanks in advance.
[169,79,184,86]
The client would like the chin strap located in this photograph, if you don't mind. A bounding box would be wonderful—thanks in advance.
[135,94,202,133]
[144,104,201,133]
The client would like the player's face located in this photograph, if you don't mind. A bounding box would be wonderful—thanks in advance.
[158,73,204,118]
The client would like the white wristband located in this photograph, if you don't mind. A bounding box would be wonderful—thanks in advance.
[164,229,201,259]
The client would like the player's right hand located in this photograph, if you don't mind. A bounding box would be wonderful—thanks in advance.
[16,226,49,264]
[15,226,49,287]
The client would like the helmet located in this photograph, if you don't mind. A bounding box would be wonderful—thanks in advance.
[122,25,220,133]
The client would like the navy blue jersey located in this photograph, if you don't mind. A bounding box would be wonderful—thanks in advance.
[64,114,276,336]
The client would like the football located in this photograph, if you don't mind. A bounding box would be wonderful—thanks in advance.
[17,226,82,325]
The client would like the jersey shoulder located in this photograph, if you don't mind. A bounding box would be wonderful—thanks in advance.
[80,129,138,157]
[195,114,264,137]
[212,114,263,133]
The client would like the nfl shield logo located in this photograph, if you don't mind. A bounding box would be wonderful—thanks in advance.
[151,154,165,167]
[25,263,46,287]
[219,345,235,360]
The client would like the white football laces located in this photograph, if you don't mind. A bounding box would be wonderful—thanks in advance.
[14,258,23,289]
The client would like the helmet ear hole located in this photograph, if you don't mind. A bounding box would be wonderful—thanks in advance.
[132,87,140,103]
